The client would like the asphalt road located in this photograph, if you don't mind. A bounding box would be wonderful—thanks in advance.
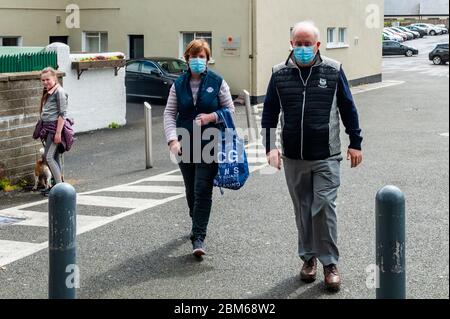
[0,35,448,299]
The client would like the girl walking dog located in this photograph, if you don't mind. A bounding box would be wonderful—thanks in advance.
[33,67,74,196]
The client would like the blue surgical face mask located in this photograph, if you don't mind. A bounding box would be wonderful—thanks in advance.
[189,58,207,74]
[293,46,316,65]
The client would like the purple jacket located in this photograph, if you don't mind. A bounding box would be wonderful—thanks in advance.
[33,118,75,152]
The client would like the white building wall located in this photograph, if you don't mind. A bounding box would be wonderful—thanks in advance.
[420,0,449,15]
[46,43,126,133]
[385,0,449,16]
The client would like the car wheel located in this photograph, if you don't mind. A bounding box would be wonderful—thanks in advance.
[433,56,442,65]
[430,30,436,36]
[405,50,413,57]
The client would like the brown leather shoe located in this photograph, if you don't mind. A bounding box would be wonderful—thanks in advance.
[323,264,341,292]
[300,257,317,283]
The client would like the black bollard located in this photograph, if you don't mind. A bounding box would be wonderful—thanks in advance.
[48,183,77,299]
[376,185,406,299]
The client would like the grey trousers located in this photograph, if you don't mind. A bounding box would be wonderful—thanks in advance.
[44,135,63,185]
[283,155,342,266]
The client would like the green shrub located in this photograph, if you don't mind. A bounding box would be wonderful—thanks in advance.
[108,122,121,129]
[0,178,21,192]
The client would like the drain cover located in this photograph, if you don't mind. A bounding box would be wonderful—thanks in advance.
[0,216,22,226]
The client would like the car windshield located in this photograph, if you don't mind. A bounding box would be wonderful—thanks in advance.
[154,59,188,74]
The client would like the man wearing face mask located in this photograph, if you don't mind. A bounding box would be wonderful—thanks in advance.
[261,21,363,292]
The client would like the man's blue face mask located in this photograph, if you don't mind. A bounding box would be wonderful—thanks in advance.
[293,45,316,65]
[189,58,207,74]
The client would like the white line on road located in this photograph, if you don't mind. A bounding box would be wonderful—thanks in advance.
[77,195,161,209]
[351,80,405,95]
[10,210,109,229]
[0,240,47,268]
[103,185,185,194]
[139,175,184,182]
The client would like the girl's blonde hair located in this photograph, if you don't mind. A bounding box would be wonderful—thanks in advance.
[40,67,59,113]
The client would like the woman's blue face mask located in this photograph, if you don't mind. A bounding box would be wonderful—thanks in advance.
[293,45,316,65]
[189,58,207,74]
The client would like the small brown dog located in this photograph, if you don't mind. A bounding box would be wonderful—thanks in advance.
[33,148,52,191]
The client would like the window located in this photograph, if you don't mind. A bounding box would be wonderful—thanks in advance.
[126,62,140,73]
[327,28,336,44]
[155,59,188,74]
[141,61,158,75]
[0,36,22,46]
[49,36,69,45]
[338,28,347,44]
[327,27,349,49]
[180,32,213,59]
[83,32,108,53]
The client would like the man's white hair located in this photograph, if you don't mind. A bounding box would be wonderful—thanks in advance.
[291,21,321,42]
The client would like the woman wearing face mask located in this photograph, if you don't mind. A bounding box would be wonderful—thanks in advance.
[164,39,235,258]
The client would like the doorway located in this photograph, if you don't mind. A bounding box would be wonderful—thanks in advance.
[129,35,144,60]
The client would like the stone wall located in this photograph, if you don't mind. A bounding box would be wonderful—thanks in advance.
[0,71,64,183]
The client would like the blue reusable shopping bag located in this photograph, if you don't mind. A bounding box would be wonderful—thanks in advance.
[213,109,249,193]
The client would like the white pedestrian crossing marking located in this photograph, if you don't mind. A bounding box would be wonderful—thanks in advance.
[0,142,272,267]
[7,210,108,229]
[140,175,184,182]
[0,240,47,268]
[76,195,161,209]
[104,185,185,194]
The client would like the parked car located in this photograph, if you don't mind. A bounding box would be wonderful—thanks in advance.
[436,25,449,34]
[385,28,408,41]
[125,57,188,101]
[397,26,421,39]
[404,25,427,37]
[390,27,415,40]
[383,30,403,42]
[411,23,443,36]
[383,31,398,41]
[384,28,405,42]
[429,24,448,34]
[429,43,449,65]
[382,41,419,57]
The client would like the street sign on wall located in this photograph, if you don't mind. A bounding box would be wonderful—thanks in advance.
[221,36,241,57]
